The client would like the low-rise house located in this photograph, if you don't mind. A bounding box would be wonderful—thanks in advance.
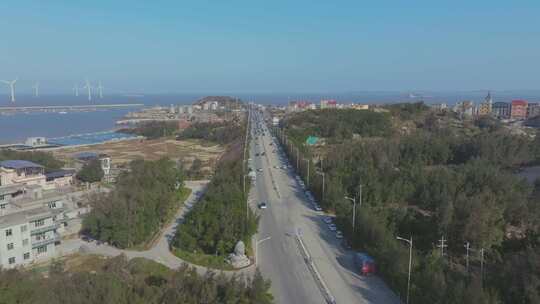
[74,152,111,176]
[0,160,47,188]
[45,170,75,189]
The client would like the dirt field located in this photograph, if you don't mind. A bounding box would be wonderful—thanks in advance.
[51,137,224,174]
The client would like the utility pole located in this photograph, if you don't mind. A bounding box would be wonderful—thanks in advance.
[464,242,470,272]
[296,147,299,170]
[397,236,413,304]
[437,236,448,257]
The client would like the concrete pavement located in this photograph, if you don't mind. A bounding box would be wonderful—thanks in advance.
[251,110,400,304]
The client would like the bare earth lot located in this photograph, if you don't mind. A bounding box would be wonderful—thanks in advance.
[51,137,224,174]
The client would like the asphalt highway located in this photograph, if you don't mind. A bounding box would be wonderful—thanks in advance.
[250,110,400,304]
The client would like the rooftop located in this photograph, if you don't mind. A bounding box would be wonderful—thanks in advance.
[45,169,76,180]
[0,160,44,170]
[0,206,57,230]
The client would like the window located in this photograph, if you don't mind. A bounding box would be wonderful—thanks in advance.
[7,243,14,250]
[37,245,47,254]
[22,239,29,246]
[8,257,15,264]
[48,202,57,208]
[20,225,27,233]
[0,204,6,209]
[23,252,30,260]
[5,229,12,237]
[0,195,4,201]
[35,219,45,227]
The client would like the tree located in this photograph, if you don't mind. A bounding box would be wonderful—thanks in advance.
[77,159,104,183]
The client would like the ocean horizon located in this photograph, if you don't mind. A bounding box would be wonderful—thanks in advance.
[2,91,540,144]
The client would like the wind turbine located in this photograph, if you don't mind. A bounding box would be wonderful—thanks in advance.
[32,82,40,97]
[97,81,104,98]
[83,79,93,101]
[0,77,18,103]
[73,84,79,97]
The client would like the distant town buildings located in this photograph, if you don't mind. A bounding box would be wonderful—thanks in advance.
[320,99,337,109]
[492,102,511,119]
[453,100,475,117]
[527,103,540,119]
[510,100,528,120]
[477,92,493,116]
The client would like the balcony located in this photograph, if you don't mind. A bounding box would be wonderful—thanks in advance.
[30,223,60,235]
[31,233,60,248]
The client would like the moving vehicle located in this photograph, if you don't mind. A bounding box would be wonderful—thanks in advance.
[354,253,376,275]
[259,202,268,209]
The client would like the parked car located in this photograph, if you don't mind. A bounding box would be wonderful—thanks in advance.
[335,231,343,239]
[328,224,337,231]
[323,217,333,224]
[354,253,376,275]
[314,205,322,212]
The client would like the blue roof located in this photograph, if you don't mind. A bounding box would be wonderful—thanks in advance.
[0,160,44,169]
[74,152,99,159]
[45,169,75,179]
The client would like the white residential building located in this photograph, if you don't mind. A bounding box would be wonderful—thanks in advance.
[0,206,60,268]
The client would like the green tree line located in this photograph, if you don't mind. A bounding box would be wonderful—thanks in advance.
[120,121,178,139]
[82,158,184,248]
[177,121,244,145]
[172,139,258,259]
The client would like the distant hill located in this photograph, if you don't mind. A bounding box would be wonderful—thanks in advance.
[194,96,244,109]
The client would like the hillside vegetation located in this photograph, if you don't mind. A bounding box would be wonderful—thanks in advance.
[281,105,540,304]
[0,256,273,304]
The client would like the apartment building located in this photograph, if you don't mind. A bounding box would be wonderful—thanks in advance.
[0,206,60,268]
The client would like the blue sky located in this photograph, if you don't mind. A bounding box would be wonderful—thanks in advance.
[0,1,539,93]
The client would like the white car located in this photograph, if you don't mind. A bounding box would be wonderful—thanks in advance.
[314,205,322,212]
[323,217,333,224]
[335,231,343,239]
[328,224,337,231]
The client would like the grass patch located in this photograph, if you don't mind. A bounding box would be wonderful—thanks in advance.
[127,257,173,277]
[172,248,234,271]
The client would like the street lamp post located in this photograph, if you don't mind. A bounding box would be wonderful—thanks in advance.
[304,159,310,187]
[344,196,356,232]
[316,171,325,202]
[243,174,250,221]
[255,236,272,266]
[396,236,413,304]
